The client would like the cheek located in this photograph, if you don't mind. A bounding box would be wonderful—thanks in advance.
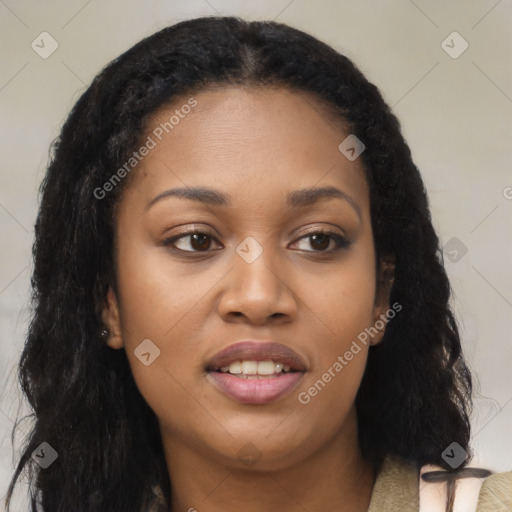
[113,240,207,375]
[299,236,377,349]
[115,239,212,339]
[293,236,377,412]
[114,243,220,434]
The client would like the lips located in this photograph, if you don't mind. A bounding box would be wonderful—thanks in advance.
[206,341,307,372]
[206,341,307,405]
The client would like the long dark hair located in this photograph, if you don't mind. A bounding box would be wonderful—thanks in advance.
[6,16,474,511]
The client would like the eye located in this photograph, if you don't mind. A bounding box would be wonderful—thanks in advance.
[162,231,221,253]
[291,230,350,252]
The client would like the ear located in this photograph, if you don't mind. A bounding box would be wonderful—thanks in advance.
[371,255,395,346]
[101,288,124,349]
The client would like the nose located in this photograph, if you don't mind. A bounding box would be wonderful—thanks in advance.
[216,243,298,325]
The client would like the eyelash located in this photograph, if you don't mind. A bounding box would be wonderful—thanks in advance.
[161,229,351,255]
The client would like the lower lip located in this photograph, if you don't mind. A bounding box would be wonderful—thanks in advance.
[207,371,304,405]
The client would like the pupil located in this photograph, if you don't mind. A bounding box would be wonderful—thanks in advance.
[311,234,329,251]
[192,233,211,251]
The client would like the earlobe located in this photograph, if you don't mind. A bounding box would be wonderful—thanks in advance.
[101,288,124,349]
[371,256,396,346]
[369,314,387,346]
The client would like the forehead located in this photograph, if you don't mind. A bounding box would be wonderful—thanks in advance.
[146,85,348,158]
[120,85,369,214]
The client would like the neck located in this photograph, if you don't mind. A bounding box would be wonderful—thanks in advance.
[162,409,377,512]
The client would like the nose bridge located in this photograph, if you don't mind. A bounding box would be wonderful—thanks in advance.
[234,234,282,296]
[217,234,296,322]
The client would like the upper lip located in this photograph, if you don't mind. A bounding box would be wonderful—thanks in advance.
[206,341,307,372]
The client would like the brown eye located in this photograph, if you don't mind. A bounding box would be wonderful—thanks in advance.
[309,233,331,251]
[189,233,212,251]
[163,231,220,253]
[292,230,350,253]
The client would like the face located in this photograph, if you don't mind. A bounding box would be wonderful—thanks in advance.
[103,86,392,471]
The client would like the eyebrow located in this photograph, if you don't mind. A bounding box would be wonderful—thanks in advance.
[145,185,362,219]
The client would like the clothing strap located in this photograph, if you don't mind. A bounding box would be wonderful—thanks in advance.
[419,464,488,512]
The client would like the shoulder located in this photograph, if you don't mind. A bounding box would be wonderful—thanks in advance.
[476,470,512,511]
[367,455,419,512]
[419,462,512,512]
[369,455,512,512]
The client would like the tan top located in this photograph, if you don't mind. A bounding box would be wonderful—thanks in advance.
[367,454,512,511]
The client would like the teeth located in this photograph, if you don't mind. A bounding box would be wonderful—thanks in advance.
[228,361,242,374]
[257,361,276,375]
[241,361,258,374]
[221,360,291,376]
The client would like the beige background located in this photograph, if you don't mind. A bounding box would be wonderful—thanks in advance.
[1,0,511,508]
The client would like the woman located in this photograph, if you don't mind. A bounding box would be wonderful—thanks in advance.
[5,16,511,512]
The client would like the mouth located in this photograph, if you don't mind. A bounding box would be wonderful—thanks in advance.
[206,341,306,405]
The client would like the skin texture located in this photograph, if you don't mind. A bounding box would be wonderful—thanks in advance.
[102,86,393,512]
